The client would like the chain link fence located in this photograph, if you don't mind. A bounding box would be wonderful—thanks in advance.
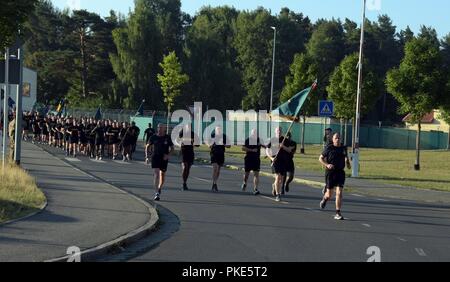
[65,108,167,122]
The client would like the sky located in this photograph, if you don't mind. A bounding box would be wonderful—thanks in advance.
[51,0,449,38]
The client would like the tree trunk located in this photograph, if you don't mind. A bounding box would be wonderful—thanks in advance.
[80,28,88,98]
[414,121,421,171]
[344,119,348,147]
[301,115,306,154]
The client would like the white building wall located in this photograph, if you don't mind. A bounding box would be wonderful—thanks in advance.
[0,67,37,112]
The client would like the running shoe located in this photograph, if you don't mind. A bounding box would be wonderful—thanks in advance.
[253,189,260,196]
[275,195,281,202]
[241,183,247,191]
[182,183,189,191]
[334,213,344,220]
[154,193,160,201]
[320,199,328,209]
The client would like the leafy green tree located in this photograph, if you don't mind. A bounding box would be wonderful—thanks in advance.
[184,6,244,111]
[0,0,37,49]
[386,31,445,170]
[327,53,381,147]
[280,53,317,152]
[157,51,189,124]
[234,7,276,110]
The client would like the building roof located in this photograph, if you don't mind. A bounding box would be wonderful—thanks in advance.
[402,112,435,123]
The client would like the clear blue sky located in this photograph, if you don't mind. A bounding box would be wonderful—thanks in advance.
[51,0,449,38]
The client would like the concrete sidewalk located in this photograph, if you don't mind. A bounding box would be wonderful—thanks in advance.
[195,151,450,205]
[0,142,157,262]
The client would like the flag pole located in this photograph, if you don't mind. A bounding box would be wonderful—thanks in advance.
[271,80,317,165]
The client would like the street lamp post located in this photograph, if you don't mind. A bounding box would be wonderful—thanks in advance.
[269,26,276,138]
[352,0,366,177]
[270,26,276,114]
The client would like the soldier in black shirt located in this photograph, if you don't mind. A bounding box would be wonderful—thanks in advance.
[281,132,297,194]
[176,124,200,191]
[319,133,351,220]
[241,129,264,195]
[129,122,140,157]
[93,120,105,160]
[148,124,174,201]
[266,127,296,202]
[67,120,80,157]
[144,123,155,163]
[208,126,231,192]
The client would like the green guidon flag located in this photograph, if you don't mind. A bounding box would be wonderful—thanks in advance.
[272,80,318,122]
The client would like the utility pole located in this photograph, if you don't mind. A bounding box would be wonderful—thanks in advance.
[352,0,366,178]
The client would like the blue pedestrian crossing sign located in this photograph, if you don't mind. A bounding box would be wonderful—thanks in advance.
[318,101,334,117]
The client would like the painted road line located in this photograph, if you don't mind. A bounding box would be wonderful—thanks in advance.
[90,159,106,164]
[65,158,81,162]
[113,160,131,165]
[362,224,371,228]
[260,195,289,205]
[377,198,389,202]
[415,248,427,257]
[397,237,407,242]
[351,194,365,197]
[193,177,210,183]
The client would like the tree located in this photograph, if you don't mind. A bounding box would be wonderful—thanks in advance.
[0,0,37,49]
[327,53,381,147]
[184,6,244,111]
[280,53,317,153]
[157,51,189,125]
[386,31,445,170]
[234,8,276,110]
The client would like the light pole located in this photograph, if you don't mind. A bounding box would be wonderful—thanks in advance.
[270,26,276,114]
[352,0,366,177]
[269,26,276,138]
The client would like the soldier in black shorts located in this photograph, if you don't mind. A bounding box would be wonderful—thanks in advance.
[266,127,296,202]
[177,124,199,191]
[67,119,80,157]
[208,126,231,192]
[319,133,351,220]
[281,132,297,194]
[148,124,174,201]
[241,129,264,195]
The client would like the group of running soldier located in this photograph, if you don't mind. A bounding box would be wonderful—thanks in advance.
[21,112,141,161]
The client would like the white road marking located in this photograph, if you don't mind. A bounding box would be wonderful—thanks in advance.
[376,198,389,202]
[351,194,365,197]
[415,248,427,257]
[362,223,371,228]
[90,159,106,164]
[260,195,289,205]
[113,160,131,165]
[65,158,81,162]
[397,237,407,242]
[193,177,210,183]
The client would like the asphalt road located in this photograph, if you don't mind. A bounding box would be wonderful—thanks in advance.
[39,143,450,262]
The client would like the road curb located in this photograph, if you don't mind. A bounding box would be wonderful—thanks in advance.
[34,144,160,263]
[0,200,48,227]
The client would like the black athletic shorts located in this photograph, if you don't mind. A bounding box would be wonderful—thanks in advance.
[245,156,260,172]
[95,138,104,146]
[285,158,295,173]
[325,169,346,189]
[70,136,79,144]
[152,155,169,172]
[211,153,225,167]
[181,150,195,165]
[271,158,287,176]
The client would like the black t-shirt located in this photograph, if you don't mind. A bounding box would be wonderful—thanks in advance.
[267,137,293,161]
[322,145,348,171]
[244,137,262,160]
[109,127,120,141]
[179,131,197,154]
[144,128,155,143]
[130,126,140,140]
[68,125,79,137]
[149,134,174,156]
[94,126,104,141]
[210,134,229,156]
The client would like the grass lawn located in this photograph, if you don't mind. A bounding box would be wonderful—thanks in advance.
[0,164,46,224]
[198,145,450,192]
